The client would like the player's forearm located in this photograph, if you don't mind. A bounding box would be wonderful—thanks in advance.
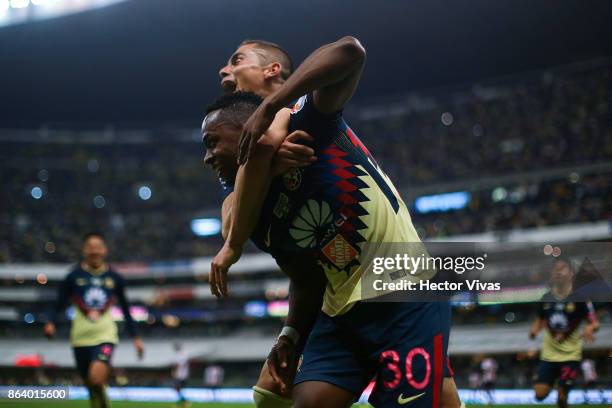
[221,193,234,241]
[285,276,326,340]
[226,149,274,249]
[50,279,70,324]
[530,318,543,337]
[117,286,138,337]
[266,36,365,112]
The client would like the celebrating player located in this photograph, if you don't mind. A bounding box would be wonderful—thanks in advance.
[529,258,600,408]
[205,37,461,408]
[44,232,144,408]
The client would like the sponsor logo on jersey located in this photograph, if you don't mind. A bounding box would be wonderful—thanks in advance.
[549,312,569,330]
[397,393,426,405]
[264,225,272,248]
[84,287,108,309]
[290,95,307,114]
[322,234,358,269]
[283,167,302,191]
[289,200,332,248]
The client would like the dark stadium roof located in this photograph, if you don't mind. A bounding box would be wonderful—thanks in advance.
[1,0,611,126]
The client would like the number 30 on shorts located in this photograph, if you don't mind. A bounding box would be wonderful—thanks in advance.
[379,347,432,390]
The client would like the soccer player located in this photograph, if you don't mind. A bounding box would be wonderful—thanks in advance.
[529,258,600,408]
[480,356,498,405]
[44,232,144,408]
[214,39,331,408]
[205,37,461,408]
[172,343,190,407]
[580,358,603,404]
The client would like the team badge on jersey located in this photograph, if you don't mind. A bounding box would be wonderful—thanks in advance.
[290,95,307,114]
[76,278,87,286]
[283,167,302,191]
[105,277,115,289]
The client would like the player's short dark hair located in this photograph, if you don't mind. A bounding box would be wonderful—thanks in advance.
[204,91,262,128]
[240,39,293,80]
[82,231,105,243]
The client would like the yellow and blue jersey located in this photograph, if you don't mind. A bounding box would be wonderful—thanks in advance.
[538,291,595,362]
[249,94,425,316]
[52,264,137,347]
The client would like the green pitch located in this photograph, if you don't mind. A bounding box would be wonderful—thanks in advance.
[0,401,610,408]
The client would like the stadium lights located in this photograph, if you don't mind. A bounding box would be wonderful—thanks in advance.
[137,185,152,200]
[191,218,221,237]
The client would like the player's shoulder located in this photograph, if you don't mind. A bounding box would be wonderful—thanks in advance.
[540,290,555,302]
[66,264,84,278]
[106,266,123,279]
[289,93,343,120]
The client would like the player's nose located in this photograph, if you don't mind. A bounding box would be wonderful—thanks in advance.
[203,150,214,166]
[219,64,232,80]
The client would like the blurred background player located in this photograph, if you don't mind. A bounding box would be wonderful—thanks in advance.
[43,232,144,408]
[172,343,190,408]
[580,357,603,404]
[480,356,498,405]
[528,258,600,408]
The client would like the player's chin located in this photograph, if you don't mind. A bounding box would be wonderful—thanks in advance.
[221,80,236,94]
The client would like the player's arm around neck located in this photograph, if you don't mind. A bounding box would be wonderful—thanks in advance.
[267,36,366,114]
[226,109,291,249]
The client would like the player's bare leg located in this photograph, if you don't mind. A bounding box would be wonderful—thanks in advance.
[534,383,552,401]
[87,361,111,408]
[293,381,355,408]
[441,377,462,408]
[557,385,569,408]
[253,360,293,407]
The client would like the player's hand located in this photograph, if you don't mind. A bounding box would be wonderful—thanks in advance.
[210,243,242,298]
[582,326,596,343]
[267,335,297,394]
[271,131,317,176]
[238,99,277,165]
[44,322,56,339]
[133,337,145,360]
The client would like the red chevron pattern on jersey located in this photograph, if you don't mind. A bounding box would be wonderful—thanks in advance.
[315,134,371,271]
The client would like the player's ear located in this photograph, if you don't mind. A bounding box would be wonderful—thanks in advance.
[263,62,282,80]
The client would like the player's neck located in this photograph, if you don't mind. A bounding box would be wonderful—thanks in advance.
[258,81,283,98]
[81,261,108,275]
[551,282,572,299]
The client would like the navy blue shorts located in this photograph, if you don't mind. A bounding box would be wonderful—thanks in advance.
[535,360,580,389]
[72,343,115,380]
[295,301,453,408]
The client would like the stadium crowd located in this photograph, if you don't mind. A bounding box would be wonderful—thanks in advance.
[2,62,611,262]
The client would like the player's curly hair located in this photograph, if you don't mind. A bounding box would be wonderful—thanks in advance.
[204,91,263,128]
